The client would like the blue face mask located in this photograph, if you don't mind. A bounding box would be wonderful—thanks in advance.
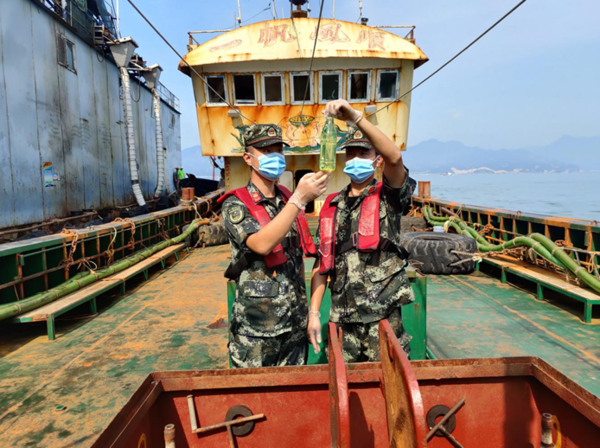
[343,156,379,183]
[249,152,286,181]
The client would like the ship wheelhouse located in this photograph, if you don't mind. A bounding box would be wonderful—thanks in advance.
[180,18,428,211]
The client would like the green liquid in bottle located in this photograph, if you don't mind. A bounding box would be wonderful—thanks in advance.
[320,116,337,172]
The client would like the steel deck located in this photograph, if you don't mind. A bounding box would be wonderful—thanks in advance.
[0,246,231,447]
[427,271,600,395]
[0,245,599,446]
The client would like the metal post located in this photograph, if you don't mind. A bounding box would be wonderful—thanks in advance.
[418,181,431,199]
[272,0,276,19]
[237,0,242,26]
[359,0,363,21]
[116,0,120,36]
[62,0,68,20]
[164,424,176,448]
[333,0,335,19]
[187,395,198,432]
[541,413,556,448]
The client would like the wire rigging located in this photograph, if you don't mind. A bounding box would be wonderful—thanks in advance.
[299,0,326,116]
[125,0,257,124]
[241,3,272,25]
[367,0,529,118]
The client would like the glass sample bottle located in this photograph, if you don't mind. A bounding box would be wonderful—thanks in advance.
[319,115,337,172]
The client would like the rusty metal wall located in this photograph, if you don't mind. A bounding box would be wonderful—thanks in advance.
[191,59,414,158]
[0,0,181,229]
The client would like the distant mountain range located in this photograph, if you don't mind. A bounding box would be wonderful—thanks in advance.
[404,136,600,174]
[182,136,600,177]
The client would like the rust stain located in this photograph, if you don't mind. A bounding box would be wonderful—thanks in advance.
[182,19,428,69]
[0,249,228,426]
[207,317,228,329]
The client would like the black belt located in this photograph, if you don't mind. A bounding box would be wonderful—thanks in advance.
[334,234,400,255]
[334,234,406,267]
[224,234,300,280]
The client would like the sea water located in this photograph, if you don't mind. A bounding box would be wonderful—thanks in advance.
[412,172,600,221]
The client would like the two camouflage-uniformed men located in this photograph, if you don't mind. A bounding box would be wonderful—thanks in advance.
[222,100,413,368]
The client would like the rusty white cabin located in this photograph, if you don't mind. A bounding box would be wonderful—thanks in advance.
[180,14,428,212]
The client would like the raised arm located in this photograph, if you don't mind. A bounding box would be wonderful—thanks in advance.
[324,100,406,187]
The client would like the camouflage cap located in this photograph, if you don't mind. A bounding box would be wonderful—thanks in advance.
[339,127,373,151]
[242,124,289,149]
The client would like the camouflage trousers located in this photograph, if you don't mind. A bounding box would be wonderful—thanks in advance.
[229,328,308,369]
[334,308,411,363]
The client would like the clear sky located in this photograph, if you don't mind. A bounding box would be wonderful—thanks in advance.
[118,0,600,150]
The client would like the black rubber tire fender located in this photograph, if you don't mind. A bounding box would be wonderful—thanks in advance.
[182,222,228,248]
[399,232,478,275]
[198,223,228,247]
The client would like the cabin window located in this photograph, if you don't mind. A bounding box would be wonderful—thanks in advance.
[319,72,342,103]
[377,70,399,101]
[206,75,227,105]
[57,32,76,73]
[262,73,284,105]
[291,72,312,105]
[233,74,257,105]
[349,71,370,102]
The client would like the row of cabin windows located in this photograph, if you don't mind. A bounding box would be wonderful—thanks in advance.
[204,70,399,107]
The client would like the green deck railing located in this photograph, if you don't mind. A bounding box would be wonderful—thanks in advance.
[0,207,195,306]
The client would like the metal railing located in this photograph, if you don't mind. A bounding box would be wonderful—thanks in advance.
[373,25,416,42]
[38,0,118,44]
[156,81,180,112]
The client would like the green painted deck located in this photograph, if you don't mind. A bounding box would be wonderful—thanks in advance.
[1,243,600,446]
[0,246,231,448]
[427,272,600,396]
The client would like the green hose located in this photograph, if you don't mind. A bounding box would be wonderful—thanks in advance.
[424,206,563,266]
[423,206,600,294]
[0,218,207,322]
[529,233,600,294]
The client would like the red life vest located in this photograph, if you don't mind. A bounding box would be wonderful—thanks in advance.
[318,182,384,274]
[218,185,317,268]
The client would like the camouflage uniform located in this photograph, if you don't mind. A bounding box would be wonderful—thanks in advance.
[317,132,414,363]
[222,124,308,368]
